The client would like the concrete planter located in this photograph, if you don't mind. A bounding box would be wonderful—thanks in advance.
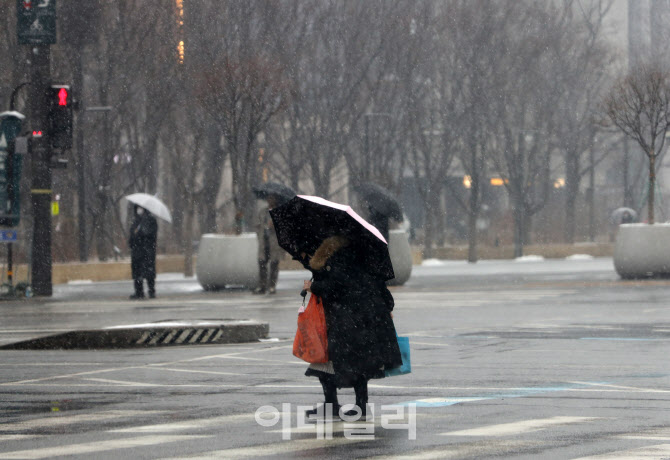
[388,230,413,286]
[196,233,260,290]
[614,223,670,278]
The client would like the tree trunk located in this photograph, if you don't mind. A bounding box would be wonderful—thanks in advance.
[649,153,655,224]
[564,154,579,243]
[423,204,436,259]
[512,201,525,258]
[466,173,480,263]
[623,138,633,208]
[201,130,223,233]
[184,204,195,277]
[588,147,596,241]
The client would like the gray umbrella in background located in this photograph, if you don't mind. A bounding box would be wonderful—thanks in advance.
[354,183,404,221]
[610,207,637,225]
[253,182,296,205]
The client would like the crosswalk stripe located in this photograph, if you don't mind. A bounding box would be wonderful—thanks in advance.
[161,437,372,459]
[441,416,600,437]
[573,443,670,459]
[0,435,210,459]
[0,410,163,432]
[108,414,255,433]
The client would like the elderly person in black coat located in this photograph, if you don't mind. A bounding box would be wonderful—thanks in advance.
[129,205,158,299]
[301,235,401,419]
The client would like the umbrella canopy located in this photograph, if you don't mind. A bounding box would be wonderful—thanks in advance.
[610,207,637,225]
[270,195,395,281]
[354,183,403,221]
[125,193,172,223]
[253,182,296,205]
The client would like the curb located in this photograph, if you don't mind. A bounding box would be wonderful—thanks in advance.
[0,319,269,350]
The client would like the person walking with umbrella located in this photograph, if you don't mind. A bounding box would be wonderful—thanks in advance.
[271,196,402,419]
[354,183,404,241]
[129,205,158,299]
[125,194,172,300]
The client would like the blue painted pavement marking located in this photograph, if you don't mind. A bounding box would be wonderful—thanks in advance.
[396,381,612,407]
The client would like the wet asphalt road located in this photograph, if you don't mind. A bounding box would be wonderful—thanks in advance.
[2,258,670,459]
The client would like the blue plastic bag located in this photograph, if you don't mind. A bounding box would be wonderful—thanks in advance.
[385,336,411,377]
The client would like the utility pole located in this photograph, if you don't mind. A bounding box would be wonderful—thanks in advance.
[18,0,58,296]
[28,45,53,296]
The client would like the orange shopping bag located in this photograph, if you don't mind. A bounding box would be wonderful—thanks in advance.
[293,294,329,363]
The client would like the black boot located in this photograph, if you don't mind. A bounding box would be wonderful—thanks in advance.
[147,277,156,299]
[345,377,369,419]
[306,375,340,419]
[254,261,268,294]
[268,261,279,294]
[130,278,144,299]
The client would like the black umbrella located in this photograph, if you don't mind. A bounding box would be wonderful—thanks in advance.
[269,195,395,281]
[253,182,296,205]
[354,183,403,221]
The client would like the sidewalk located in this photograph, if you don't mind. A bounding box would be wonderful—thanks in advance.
[0,272,303,349]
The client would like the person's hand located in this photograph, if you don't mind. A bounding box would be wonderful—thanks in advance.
[303,280,312,292]
[390,313,393,319]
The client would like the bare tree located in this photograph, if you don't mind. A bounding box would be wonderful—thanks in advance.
[401,2,459,258]
[554,0,615,242]
[604,62,670,224]
[488,2,572,258]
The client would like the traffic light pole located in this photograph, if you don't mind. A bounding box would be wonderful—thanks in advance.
[28,45,53,297]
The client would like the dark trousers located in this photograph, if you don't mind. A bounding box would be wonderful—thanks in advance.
[134,277,155,297]
[318,374,368,411]
[258,260,279,291]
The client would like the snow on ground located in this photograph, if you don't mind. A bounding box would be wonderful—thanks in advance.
[422,258,446,267]
[514,255,545,262]
[566,254,595,261]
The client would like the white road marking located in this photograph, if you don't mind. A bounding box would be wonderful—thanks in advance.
[619,427,670,441]
[568,381,670,394]
[0,435,40,443]
[0,435,210,459]
[442,416,601,437]
[0,410,163,432]
[160,437,371,459]
[148,367,246,377]
[108,413,256,433]
[0,365,143,386]
[82,378,241,388]
[573,443,670,459]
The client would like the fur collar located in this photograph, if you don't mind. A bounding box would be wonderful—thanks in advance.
[309,236,349,270]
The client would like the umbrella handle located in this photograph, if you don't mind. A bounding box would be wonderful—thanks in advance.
[300,290,307,303]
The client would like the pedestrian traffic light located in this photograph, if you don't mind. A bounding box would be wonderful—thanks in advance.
[47,85,73,150]
[0,112,26,227]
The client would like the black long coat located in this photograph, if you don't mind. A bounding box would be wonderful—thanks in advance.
[129,212,158,279]
[309,248,402,387]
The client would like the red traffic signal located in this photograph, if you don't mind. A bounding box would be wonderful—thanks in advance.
[58,88,68,106]
[47,85,73,150]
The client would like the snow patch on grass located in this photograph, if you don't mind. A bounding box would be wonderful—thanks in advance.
[514,255,545,262]
[422,258,446,267]
[566,254,594,261]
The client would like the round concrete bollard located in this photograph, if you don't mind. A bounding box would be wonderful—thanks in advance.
[614,223,670,278]
[196,233,260,290]
[388,230,413,286]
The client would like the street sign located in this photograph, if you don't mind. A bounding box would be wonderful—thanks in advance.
[0,230,17,243]
[0,113,25,227]
[17,0,57,45]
